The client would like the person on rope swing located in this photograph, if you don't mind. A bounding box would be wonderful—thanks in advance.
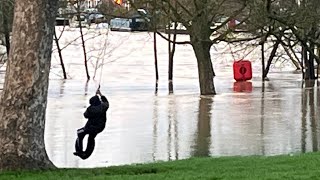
[74,88,109,159]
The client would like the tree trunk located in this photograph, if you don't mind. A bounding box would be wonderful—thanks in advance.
[190,26,215,94]
[263,38,280,78]
[167,3,172,81]
[168,21,177,81]
[168,21,177,94]
[54,29,67,79]
[153,0,158,93]
[307,42,316,79]
[261,42,265,80]
[191,39,215,95]
[77,1,90,80]
[303,45,309,79]
[0,0,58,170]
[153,31,159,89]
[189,0,216,95]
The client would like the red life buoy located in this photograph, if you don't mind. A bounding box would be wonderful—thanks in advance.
[233,60,252,81]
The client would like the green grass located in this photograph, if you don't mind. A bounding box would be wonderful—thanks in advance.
[2,153,320,180]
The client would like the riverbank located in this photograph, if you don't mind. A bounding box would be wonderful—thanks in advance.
[2,152,320,179]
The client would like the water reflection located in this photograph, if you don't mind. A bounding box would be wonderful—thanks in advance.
[84,80,89,95]
[192,96,212,157]
[166,95,178,160]
[152,96,158,161]
[168,81,174,94]
[233,81,252,92]
[154,81,158,95]
[301,80,319,153]
[260,82,266,155]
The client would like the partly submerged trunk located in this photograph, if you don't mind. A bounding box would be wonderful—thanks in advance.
[189,1,215,95]
[0,0,58,170]
[190,31,216,95]
[168,22,177,94]
[307,42,316,80]
[152,0,159,92]
[191,40,216,95]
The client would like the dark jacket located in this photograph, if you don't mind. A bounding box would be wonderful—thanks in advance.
[84,95,109,134]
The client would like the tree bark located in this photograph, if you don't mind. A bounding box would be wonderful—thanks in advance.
[0,0,58,170]
[191,39,215,95]
[190,19,215,94]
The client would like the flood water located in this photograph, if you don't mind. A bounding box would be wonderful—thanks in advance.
[3,27,320,168]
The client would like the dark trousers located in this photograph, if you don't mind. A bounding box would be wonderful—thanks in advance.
[75,127,98,159]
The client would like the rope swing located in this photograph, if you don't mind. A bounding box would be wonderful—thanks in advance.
[95,58,105,92]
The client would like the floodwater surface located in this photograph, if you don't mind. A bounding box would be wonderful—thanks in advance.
[4,27,320,168]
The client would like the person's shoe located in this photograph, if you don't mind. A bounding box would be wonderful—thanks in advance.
[73,151,83,157]
[73,151,87,160]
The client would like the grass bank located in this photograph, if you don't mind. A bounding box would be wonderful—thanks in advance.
[1,153,320,180]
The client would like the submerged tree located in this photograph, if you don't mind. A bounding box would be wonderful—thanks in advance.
[0,0,58,170]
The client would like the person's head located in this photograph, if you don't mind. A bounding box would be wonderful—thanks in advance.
[89,95,101,106]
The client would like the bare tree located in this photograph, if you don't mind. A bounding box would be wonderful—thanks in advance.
[0,0,58,170]
[246,0,320,79]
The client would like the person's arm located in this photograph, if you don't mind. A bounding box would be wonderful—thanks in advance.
[100,95,109,110]
[96,89,109,110]
[83,108,93,118]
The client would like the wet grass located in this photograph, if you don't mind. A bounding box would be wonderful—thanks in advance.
[2,152,320,179]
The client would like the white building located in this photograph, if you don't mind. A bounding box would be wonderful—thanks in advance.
[84,0,101,8]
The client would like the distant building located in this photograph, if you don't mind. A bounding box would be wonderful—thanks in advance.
[83,0,128,8]
[84,0,101,8]
[81,0,138,11]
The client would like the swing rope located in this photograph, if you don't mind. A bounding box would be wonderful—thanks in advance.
[96,58,105,92]
[95,32,109,92]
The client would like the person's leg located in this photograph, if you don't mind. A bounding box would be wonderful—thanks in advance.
[74,128,87,153]
[81,133,97,159]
